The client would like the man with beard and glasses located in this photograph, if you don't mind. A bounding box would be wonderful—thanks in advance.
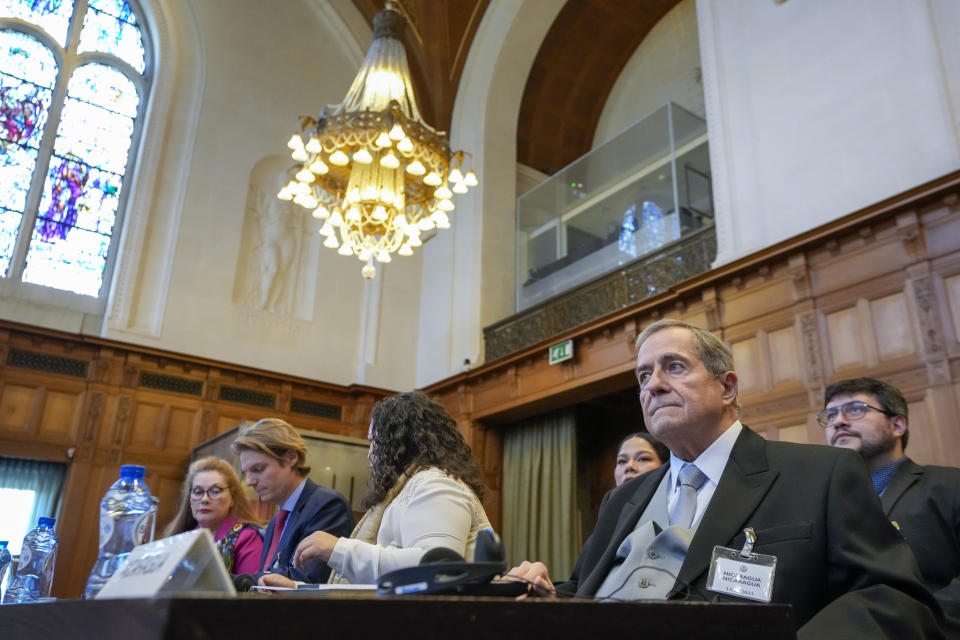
[821,377,960,634]
[507,319,943,639]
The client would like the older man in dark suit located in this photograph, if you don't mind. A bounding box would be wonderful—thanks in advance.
[508,319,942,639]
[822,377,960,635]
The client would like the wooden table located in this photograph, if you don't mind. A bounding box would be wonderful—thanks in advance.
[0,593,796,640]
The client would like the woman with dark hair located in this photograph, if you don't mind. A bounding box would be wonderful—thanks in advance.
[614,431,668,486]
[163,456,264,574]
[261,391,490,585]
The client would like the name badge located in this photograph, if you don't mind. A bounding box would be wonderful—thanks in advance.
[706,528,776,603]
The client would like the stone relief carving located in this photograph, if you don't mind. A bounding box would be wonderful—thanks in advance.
[799,313,823,386]
[909,275,949,388]
[896,211,926,264]
[788,253,811,301]
[83,391,104,441]
[233,155,319,320]
[199,408,214,443]
[113,395,134,446]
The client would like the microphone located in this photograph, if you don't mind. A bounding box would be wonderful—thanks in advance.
[232,573,257,592]
[377,529,523,596]
[474,528,505,567]
[420,546,464,564]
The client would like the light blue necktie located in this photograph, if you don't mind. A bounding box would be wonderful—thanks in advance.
[670,463,707,529]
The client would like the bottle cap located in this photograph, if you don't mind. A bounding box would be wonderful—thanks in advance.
[38,517,56,528]
[119,464,146,479]
[0,540,7,547]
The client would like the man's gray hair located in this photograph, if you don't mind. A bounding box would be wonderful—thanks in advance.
[635,318,739,410]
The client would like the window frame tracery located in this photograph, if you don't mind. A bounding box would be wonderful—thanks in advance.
[0,0,152,311]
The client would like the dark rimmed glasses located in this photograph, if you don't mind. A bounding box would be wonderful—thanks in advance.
[816,400,896,428]
[190,485,226,501]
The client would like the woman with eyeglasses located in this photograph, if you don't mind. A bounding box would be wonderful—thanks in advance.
[163,456,264,574]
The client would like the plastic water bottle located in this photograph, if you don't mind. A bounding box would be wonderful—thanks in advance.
[2,518,58,604]
[0,541,11,599]
[83,465,154,598]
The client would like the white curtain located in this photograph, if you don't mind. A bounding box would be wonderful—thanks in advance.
[0,456,68,546]
[501,410,577,579]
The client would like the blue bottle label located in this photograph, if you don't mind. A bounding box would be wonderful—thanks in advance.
[18,543,32,567]
[99,517,115,548]
[133,511,152,545]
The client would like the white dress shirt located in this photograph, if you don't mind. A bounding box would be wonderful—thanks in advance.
[666,420,742,530]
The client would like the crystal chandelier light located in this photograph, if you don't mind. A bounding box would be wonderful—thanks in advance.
[278,1,477,279]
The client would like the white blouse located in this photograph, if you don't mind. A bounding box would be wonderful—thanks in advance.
[327,467,491,583]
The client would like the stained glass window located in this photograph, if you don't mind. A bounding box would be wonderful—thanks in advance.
[0,30,58,276]
[0,0,148,298]
[0,0,74,47]
[78,0,144,74]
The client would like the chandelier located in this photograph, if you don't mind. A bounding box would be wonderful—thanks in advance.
[278,1,477,279]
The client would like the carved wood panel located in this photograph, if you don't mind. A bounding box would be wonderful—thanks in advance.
[427,171,960,528]
[0,324,392,598]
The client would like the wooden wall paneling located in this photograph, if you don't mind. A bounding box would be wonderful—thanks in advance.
[215,412,249,436]
[721,272,796,328]
[155,472,188,533]
[0,319,394,598]
[166,406,200,455]
[36,387,84,443]
[471,368,516,414]
[571,325,637,381]
[128,400,166,452]
[870,291,916,361]
[768,325,803,388]
[731,334,767,395]
[943,272,960,351]
[904,396,937,467]
[52,459,96,599]
[420,172,960,541]
[809,228,907,296]
[515,356,567,399]
[923,198,960,258]
[0,380,35,435]
[905,272,952,386]
[797,311,826,396]
[773,423,810,445]
[824,303,870,373]
[916,385,958,467]
[478,423,502,530]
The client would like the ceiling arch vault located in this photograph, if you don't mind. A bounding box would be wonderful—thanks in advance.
[350,0,681,175]
[517,0,682,174]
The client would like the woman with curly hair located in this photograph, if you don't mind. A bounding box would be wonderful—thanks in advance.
[261,391,490,585]
[163,456,264,574]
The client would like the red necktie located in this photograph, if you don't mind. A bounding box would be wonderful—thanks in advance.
[262,509,290,572]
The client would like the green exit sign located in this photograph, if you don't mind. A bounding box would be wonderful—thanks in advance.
[549,339,574,365]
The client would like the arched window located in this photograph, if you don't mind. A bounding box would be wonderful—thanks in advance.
[0,0,149,301]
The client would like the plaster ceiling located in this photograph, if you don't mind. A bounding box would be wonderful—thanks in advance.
[350,0,680,174]
[516,0,681,174]
[350,0,490,134]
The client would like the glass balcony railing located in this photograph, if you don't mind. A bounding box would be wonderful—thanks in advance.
[516,102,713,311]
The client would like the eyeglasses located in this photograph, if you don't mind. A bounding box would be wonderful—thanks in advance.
[816,401,896,428]
[190,485,226,500]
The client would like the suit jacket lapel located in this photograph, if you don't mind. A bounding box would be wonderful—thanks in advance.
[676,426,779,590]
[578,465,669,596]
[278,478,314,563]
[879,457,922,516]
